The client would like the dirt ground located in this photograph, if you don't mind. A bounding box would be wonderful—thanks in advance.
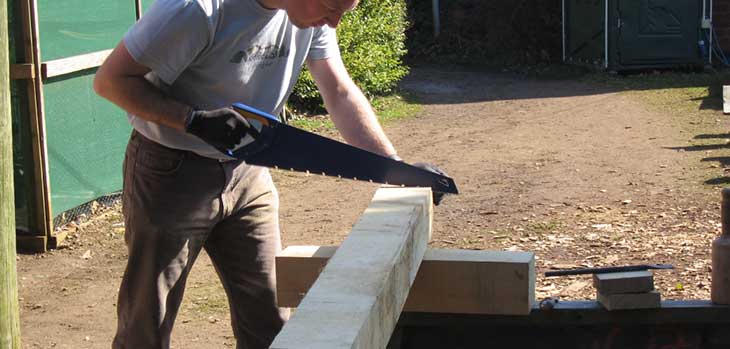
[16,66,730,348]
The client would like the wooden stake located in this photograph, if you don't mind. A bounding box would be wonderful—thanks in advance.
[0,0,22,345]
[18,0,52,250]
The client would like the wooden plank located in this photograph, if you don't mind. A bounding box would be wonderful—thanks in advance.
[593,271,654,295]
[41,49,112,79]
[597,290,661,311]
[9,63,34,79]
[0,0,22,344]
[724,85,730,114]
[22,0,53,249]
[271,187,432,349]
[277,246,535,315]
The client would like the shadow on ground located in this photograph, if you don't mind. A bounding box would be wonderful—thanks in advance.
[399,64,730,113]
[666,132,730,185]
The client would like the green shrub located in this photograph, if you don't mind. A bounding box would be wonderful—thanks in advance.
[290,0,410,113]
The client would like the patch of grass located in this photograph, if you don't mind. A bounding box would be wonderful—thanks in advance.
[185,282,228,315]
[582,69,730,121]
[582,68,730,90]
[526,220,562,234]
[290,115,331,133]
[580,68,730,190]
[290,92,422,132]
[371,93,421,124]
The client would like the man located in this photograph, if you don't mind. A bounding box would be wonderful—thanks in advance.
[94,0,444,348]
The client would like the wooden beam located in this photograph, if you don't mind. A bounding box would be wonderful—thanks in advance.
[41,49,112,79]
[0,0,22,344]
[277,246,535,315]
[9,63,33,79]
[271,187,432,349]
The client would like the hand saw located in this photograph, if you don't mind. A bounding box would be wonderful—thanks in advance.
[225,103,458,194]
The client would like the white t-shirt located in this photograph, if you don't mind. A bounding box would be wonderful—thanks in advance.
[123,0,340,159]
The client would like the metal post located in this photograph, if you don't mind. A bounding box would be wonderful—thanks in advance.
[0,0,22,346]
[562,0,566,62]
[702,0,715,64]
[135,0,142,20]
[432,0,440,37]
[604,0,608,69]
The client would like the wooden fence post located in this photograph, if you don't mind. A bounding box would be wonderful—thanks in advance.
[0,0,22,346]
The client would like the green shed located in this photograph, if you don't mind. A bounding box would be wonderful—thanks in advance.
[563,0,713,70]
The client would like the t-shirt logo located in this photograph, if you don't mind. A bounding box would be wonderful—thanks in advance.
[230,44,290,65]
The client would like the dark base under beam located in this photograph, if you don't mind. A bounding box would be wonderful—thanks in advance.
[389,300,730,349]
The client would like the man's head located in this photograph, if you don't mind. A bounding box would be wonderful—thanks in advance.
[272,0,358,29]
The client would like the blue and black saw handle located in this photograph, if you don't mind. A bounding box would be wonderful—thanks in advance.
[225,103,459,195]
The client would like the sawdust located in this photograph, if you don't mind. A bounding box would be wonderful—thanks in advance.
[17,66,729,348]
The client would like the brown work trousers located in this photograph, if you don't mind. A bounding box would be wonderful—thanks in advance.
[112,131,289,349]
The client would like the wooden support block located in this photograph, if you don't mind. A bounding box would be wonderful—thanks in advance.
[16,235,46,253]
[47,230,68,250]
[276,245,338,306]
[271,187,432,349]
[593,271,654,295]
[277,246,535,315]
[597,290,661,311]
[724,86,730,114]
[405,249,534,315]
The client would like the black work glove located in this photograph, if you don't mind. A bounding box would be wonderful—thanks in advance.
[413,162,449,206]
[185,107,252,154]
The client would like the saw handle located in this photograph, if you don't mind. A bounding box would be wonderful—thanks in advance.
[227,103,281,159]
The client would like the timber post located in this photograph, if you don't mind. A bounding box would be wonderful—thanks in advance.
[0,0,22,346]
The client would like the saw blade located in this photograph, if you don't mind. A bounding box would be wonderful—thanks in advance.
[242,123,458,194]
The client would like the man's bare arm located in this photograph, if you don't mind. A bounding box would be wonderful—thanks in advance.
[306,55,397,158]
[93,41,191,131]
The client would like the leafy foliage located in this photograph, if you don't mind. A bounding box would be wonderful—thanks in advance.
[290,0,410,112]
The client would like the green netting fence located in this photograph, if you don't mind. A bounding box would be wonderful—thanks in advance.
[10,0,154,239]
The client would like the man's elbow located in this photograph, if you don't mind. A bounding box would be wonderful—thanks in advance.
[92,71,109,99]
[93,67,120,103]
